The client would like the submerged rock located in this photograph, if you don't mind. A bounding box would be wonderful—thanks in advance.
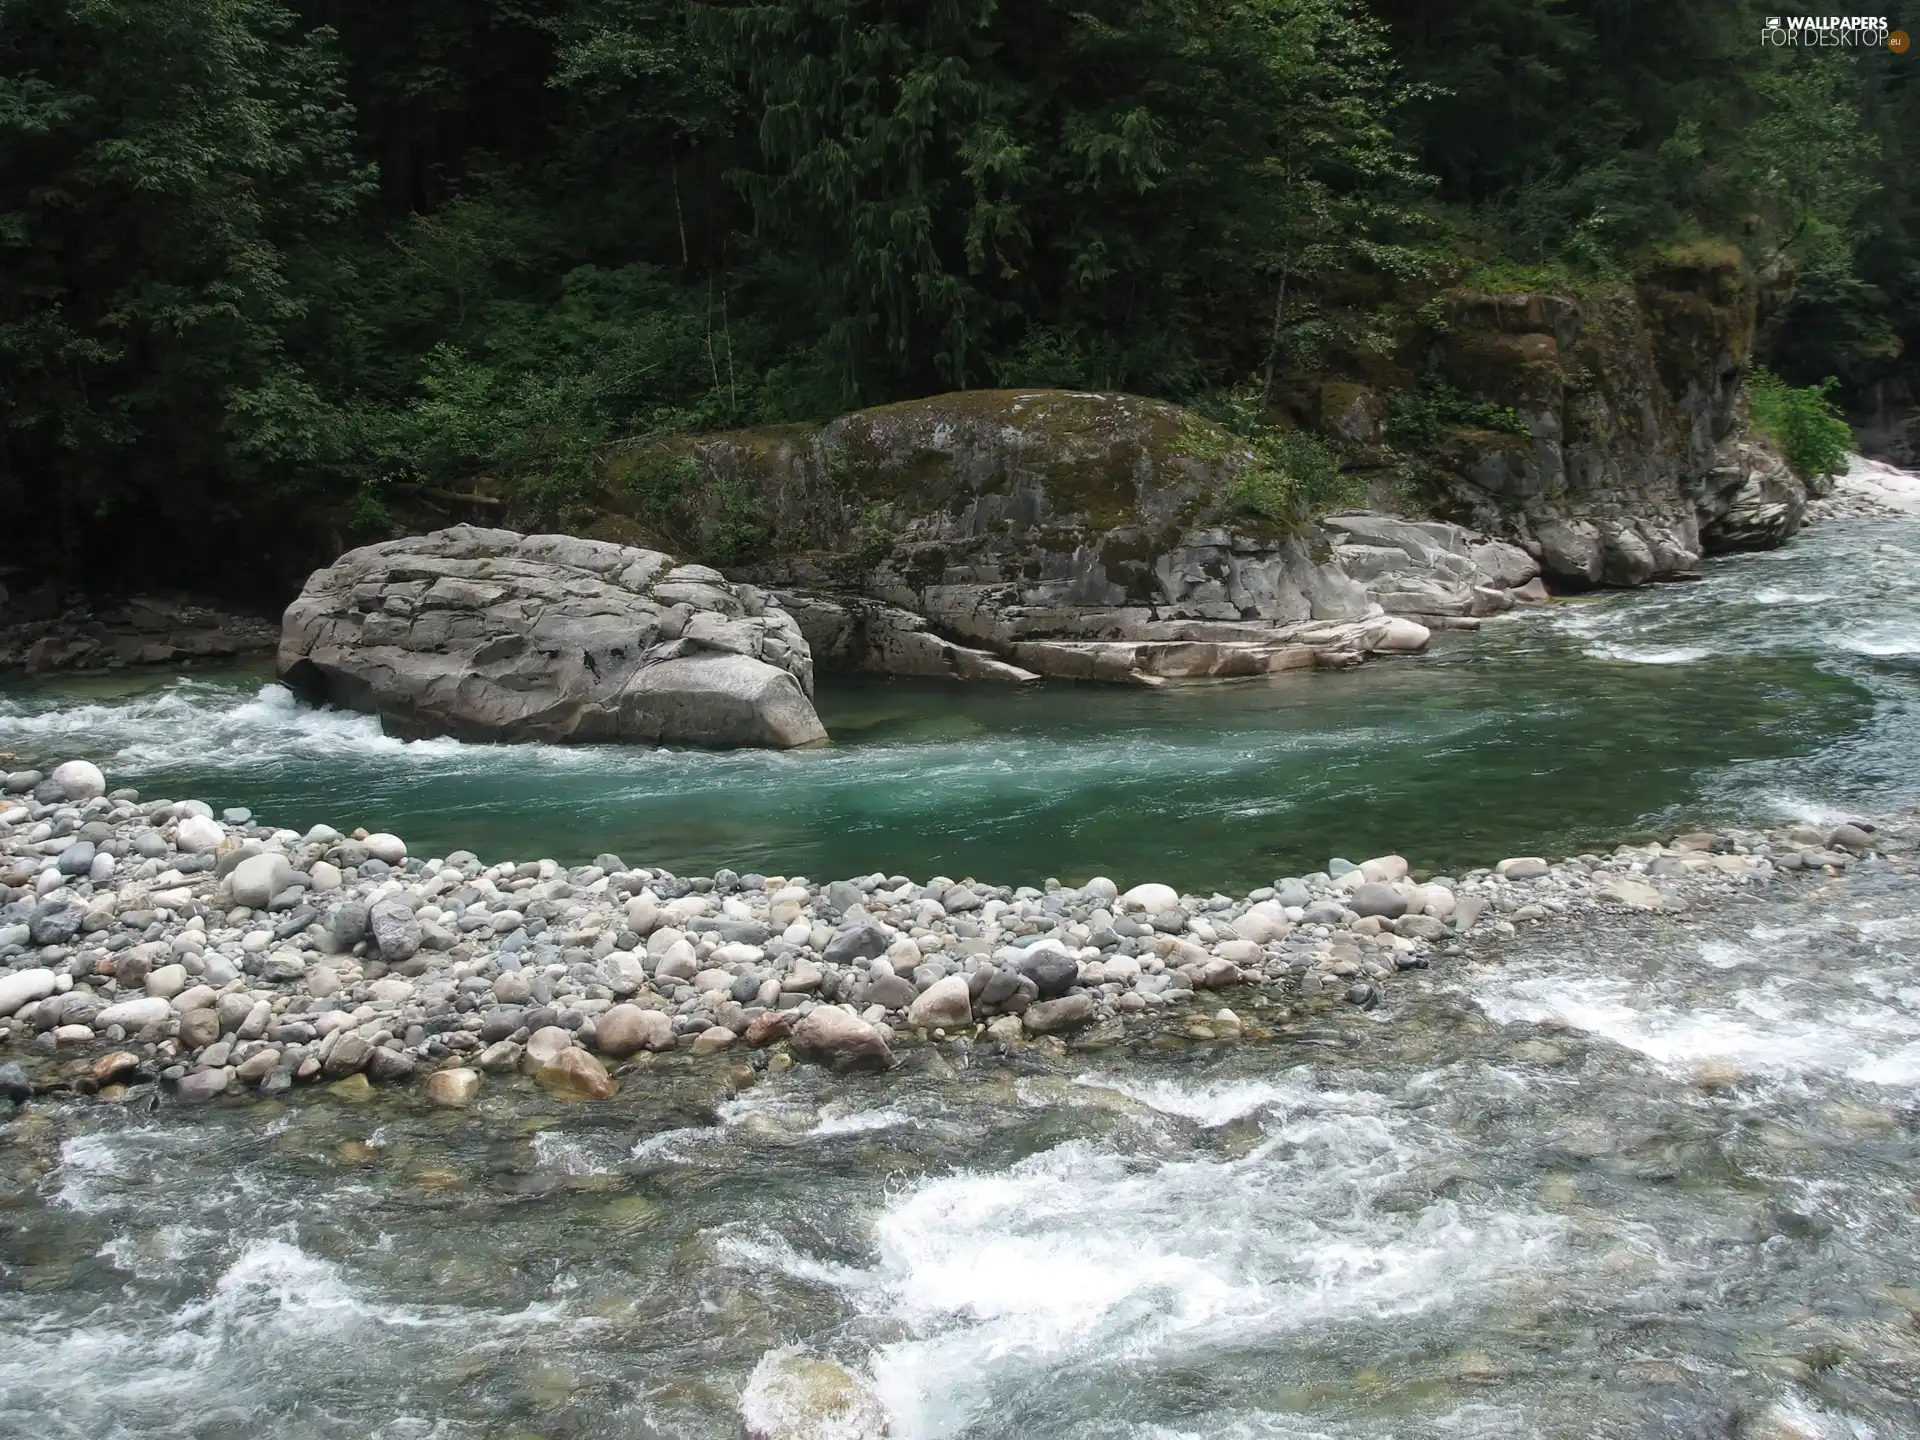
[278,526,826,749]
[739,1348,892,1440]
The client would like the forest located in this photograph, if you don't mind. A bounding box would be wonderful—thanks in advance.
[1,0,1913,593]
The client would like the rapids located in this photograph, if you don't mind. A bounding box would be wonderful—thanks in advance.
[2,487,1919,1438]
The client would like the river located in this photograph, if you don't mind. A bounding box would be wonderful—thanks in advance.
[1,501,1918,1439]
[1,514,1918,892]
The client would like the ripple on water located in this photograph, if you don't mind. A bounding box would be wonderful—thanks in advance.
[722,1071,1564,1440]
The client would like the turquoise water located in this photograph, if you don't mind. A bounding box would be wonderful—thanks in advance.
[2,515,1916,890]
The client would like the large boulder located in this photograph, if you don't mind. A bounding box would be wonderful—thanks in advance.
[278,527,827,749]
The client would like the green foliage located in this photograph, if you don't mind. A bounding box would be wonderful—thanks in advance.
[0,0,370,581]
[1387,382,1530,447]
[1746,369,1852,480]
[706,0,1435,400]
[1,0,1902,586]
[616,451,772,566]
[1203,384,1364,523]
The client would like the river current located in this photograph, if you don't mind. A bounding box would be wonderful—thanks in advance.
[2,512,1919,891]
[2,490,1919,1439]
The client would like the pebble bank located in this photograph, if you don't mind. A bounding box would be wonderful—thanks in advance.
[0,755,1902,1110]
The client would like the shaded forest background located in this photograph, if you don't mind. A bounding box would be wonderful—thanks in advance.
[2,0,1914,596]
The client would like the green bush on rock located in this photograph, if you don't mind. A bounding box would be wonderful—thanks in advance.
[1746,368,1852,480]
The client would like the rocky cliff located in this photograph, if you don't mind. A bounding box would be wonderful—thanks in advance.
[1413,249,1806,584]
[570,254,1803,683]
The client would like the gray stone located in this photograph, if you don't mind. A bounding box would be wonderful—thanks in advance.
[327,901,370,947]
[277,526,826,749]
[368,899,421,962]
[823,920,891,966]
[1023,993,1095,1034]
[55,841,97,877]
[323,1033,374,1078]
[230,852,293,909]
[28,904,83,947]
[1018,947,1079,999]
[1348,883,1408,920]
[1827,823,1875,854]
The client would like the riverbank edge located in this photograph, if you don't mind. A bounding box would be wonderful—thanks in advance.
[2,756,1912,1110]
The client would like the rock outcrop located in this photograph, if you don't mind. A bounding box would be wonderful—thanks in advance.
[278,527,826,748]
[1418,252,1808,586]
[0,592,278,674]
[607,391,1542,684]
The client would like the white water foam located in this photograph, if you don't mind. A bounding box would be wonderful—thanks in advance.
[1474,955,1920,1088]
[726,1072,1562,1439]
[1582,642,1713,665]
[1754,587,1839,606]
[1836,630,1920,658]
[1843,453,1920,517]
[0,1234,574,1440]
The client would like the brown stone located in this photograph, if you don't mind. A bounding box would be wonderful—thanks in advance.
[743,1011,795,1047]
[536,1047,617,1100]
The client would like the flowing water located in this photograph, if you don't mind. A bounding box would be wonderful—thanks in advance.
[2,862,1918,1439]
[2,515,1919,892]
[3,503,1920,1438]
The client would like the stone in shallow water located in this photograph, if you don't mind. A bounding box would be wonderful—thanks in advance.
[595,1004,672,1056]
[1023,993,1094,1035]
[536,1048,616,1099]
[424,1067,481,1107]
[790,1006,890,1070]
[739,1348,892,1440]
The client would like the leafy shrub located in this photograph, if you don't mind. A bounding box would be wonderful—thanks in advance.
[1201,385,1365,522]
[1746,368,1852,479]
[1387,381,1531,446]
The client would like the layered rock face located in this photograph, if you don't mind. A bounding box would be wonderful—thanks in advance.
[278,527,825,748]
[1424,255,1808,586]
[619,391,1540,684]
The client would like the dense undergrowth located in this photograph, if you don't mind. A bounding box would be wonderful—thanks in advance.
[1,1,1911,591]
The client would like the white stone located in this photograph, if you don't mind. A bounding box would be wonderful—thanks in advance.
[308,860,343,893]
[97,996,172,1030]
[0,968,58,1017]
[50,760,106,802]
[907,974,971,1030]
[1119,882,1179,913]
[364,833,407,865]
[175,816,224,854]
[1233,900,1290,944]
[230,852,293,909]
[145,964,188,1000]
[1359,854,1409,883]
